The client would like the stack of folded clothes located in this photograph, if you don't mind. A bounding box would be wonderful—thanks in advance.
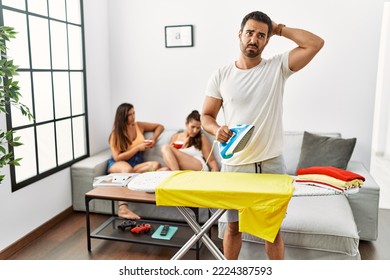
[294,166,365,194]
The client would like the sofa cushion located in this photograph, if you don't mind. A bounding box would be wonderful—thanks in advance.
[283,131,341,175]
[219,195,360,258]
[283,132,307,175]
[296,131,356,171]
[144,129,178,166]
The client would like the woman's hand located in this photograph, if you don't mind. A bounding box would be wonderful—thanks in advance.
[138,141,153,152]
[144,139,155,148]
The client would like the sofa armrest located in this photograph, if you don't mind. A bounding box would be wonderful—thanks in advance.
[346,160,380,241]
[71,149,111,211]
[347,161,380,192]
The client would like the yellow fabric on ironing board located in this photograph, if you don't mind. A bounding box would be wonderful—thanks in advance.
[155,171,294,243]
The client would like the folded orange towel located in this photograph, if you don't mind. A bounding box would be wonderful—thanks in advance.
[297,166,365,182]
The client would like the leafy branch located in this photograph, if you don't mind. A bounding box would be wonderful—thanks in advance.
[0,26,34,183]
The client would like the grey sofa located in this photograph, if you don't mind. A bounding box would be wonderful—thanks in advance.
[71,130,380,260]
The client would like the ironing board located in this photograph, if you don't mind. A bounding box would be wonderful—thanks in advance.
[154,171,295,260]
[127,170,360,260]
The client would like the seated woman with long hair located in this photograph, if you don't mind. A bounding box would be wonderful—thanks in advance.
[107,103,164,219]
[161,110,219,172]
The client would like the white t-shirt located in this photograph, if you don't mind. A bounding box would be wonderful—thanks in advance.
[205,52,294,165]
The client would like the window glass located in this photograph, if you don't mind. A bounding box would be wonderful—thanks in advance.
[66,0,81,24]
[56,119,73,165]
[29,16,51,69]
[68,24,83,70]
[2,0,26,10]
[50,20,68,70]
[73,116,87,158]
[10,72,34,127]
[33,72,54,123]
[37,123,56,173]
[48,0,66,21]
[1,0,88,191]
[53,72,71,119]
[13,128,37,183]
[70,72,85,115]
[2,10,30,68]
[27,0,48,16]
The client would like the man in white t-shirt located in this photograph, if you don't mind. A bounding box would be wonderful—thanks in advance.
[201,11,324,260]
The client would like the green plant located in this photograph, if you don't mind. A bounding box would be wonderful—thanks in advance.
[0,26,33,183]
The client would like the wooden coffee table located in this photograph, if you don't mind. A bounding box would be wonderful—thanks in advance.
[84,187,203,259]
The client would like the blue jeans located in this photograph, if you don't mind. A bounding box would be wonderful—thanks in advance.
[106,152,144,173]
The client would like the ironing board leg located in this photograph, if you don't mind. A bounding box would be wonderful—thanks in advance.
[171,207,226,260]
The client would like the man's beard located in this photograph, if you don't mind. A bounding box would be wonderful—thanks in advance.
[240,41,261,58]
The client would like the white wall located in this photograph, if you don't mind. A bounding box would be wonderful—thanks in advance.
[108,0,384,169]
[0,0,111,252]
[0,0,386,252]
[371,2,390,209]
[372,2,390,158]
[84,0,112,154]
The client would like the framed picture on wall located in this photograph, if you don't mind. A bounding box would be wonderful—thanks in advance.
[165,25,193,48]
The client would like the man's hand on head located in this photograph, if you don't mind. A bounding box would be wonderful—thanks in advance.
[271,21,279,36]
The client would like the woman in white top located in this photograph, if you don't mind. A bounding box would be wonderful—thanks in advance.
[161,110,219,172]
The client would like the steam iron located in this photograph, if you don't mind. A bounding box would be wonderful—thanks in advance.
[219,124,255,159]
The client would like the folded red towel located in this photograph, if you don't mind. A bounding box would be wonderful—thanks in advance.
[297,166,365,182]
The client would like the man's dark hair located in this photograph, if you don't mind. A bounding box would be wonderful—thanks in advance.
[240,11,272,37]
